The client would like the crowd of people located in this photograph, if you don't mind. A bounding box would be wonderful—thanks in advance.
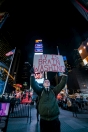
[0,90,33,112]
[57,95,88,117]
[0,67,88,132]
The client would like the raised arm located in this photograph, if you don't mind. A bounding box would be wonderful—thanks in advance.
[30,74,43,95]
[53,75,67,96]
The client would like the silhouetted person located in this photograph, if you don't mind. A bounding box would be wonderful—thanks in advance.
[72,98,78,117]
[35,96,39,121]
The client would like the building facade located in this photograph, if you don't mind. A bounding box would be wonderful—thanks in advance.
[67,39,88,94]
[0,29,21,94]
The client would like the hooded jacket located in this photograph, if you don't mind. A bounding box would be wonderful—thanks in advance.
[30,75,67,121]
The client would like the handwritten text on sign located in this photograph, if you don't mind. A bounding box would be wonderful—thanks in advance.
[33,54,65,72]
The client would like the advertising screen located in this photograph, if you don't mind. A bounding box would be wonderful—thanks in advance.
[35,72,44,84]
[0,80,5,95]
[34,39,43,83]
[0,103,10,116]
[35,39,43,53]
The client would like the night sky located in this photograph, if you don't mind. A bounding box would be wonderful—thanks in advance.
[1,0,88,82]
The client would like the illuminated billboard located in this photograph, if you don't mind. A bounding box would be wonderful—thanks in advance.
[34,39,44,84]
[35,39,43,54]
[34,72,44,84]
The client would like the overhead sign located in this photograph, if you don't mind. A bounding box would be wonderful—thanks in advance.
[33,54,65,72]
[35,48,43,52]
[35,39,42,43]
[35,44,43,48]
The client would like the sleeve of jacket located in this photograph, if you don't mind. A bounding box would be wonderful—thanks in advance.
[53,75,67,96]
[30,76,43,95]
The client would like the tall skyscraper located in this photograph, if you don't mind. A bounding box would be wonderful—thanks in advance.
[0,26,21,94]
[21,62,30,90]
[67,39,88,94]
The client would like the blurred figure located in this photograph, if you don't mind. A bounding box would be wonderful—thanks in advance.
[10,96,16,113]
[72,98,78,117]
[35,96,39,121]
[67,98,72,111]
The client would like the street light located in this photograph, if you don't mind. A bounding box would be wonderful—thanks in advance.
[83,46,86,49]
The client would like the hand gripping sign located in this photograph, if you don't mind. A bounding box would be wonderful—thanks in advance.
[33,54,65,73]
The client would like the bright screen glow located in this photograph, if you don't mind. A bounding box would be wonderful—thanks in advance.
[35,53,43,55]
[0,103,10,116]
[34,39,43,83]
[35,72,44,84]
[35,78,44,84]
[83,56,88,65]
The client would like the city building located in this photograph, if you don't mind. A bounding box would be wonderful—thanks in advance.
[71,38,88,68]
[71,49,83,68]
[0,17,21,94]
[21,62,30,90]
[67,38,88,95]
[0,34,21,93]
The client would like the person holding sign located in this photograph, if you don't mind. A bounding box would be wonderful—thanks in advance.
[30,67,67,132]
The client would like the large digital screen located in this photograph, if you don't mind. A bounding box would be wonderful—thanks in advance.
[0,80,5,95]
[35,39,43,53]
[35,72,44,84]
[35,78,44,84]
[0,103,10,116]
[34,39,43,83]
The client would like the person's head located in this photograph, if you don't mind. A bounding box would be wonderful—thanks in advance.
[43,79,50,88]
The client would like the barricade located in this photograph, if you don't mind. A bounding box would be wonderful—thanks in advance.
[9,103,31,123]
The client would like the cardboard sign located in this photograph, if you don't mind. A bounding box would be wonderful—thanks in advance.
[33,54,65,72]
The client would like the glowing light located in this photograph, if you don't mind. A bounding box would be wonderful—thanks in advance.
[83,59,87,65]
[83,46,86,49]
[35,40,42,43]
[79,49,82,54]
[34,53,43,55]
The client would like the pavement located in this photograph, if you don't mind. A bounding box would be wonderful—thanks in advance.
[6,105,88,132]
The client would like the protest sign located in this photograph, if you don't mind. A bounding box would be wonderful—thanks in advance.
[33,54,65,72]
